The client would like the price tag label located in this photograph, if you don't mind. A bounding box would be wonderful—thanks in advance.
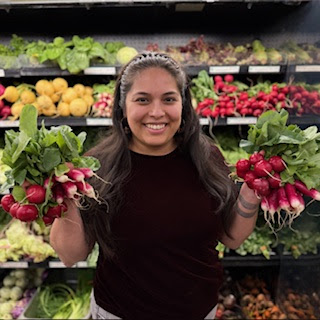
[77,261,88,268]
[86,118,113,126]
[49,261,69,268]
[227,117,257,125]
[209,66,240,74]
[295,65,320,72]
[84,67,116,75]
[0,120,19,128]
[248,66,281,73]
[199,118,209,125]
[0,261,28,268]
[0,69,5,77]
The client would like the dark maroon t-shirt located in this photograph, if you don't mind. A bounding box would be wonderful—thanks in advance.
[93,147,225,320]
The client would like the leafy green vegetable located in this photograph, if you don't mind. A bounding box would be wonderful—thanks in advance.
[0,105,101,219]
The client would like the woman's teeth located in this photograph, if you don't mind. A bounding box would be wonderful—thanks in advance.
[145,124,166,130]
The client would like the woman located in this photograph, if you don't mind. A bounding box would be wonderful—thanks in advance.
[50,52,260,320]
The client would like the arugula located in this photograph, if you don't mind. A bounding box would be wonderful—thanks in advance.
[240,109,320,190]
[1,105,100,194]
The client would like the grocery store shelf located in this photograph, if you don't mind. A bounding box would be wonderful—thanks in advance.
[0,115,320,129]
[1,253,319,269]
[0,63,315,78]
[0,117,112,128]
[222,252,320,267]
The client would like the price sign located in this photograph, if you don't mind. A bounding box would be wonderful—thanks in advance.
[0,261,28,268]
[0,69,5,77]
[295,65,320,72]
[84,67,116,75]
[248,66,281,73]
[86,118,113,126]
[227,117,257,125]
[49,261,68,268]
[77,261,88,268]
[209,66,240,74]
[0,120,19,128]
[199,118,209,125]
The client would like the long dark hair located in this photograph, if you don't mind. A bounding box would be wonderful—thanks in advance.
[81,52,237,258]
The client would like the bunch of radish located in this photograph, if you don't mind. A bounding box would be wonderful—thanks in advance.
[195,73,290,119]
[287,84,320,116]
[0,164,99,226]
[235,151,320,230]
[91,92,113,118]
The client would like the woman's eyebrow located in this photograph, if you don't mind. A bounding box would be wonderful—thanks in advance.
[163,91,179,96]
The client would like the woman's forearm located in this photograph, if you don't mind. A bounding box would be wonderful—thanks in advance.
[50,200,92,267]
[220,183,261,249]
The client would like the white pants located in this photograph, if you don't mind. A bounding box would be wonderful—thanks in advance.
[90,291,217,319]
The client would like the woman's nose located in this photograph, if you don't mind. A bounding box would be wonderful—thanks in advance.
[149,101,165,117]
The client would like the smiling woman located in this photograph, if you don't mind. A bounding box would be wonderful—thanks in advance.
[125,67,183,155]
[50,51,261,320]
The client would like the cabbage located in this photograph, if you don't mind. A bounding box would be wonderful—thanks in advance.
[3,276,15,288]
[0,287,11,300]
[0,301,15,316]
[15,278,28,289]
[13,270,26,279]
[10,286,23,301]
[116,46,138,65]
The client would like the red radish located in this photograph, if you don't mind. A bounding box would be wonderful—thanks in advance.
[0,84,5,96]
[268,172,281,189]
[16,204,39,222]
[266,189,279,216]
[44,176,55,189]
[268,156,286,172]
[65,162,74,170]
[66,169,85,182]
[249,152,264,165]
[295,192,305,213]
[46,204,64,218]
[0,106,12,120]
[236,169,247,179]
[61,181,78,199]
[1,194,15,212]
[277,187,291,211]
[244,171,257,189]
[253,160,273,177]
[224,74,234,83]
[9,202,21,218]
[78,168,94,178]
[26,185,46,204]
[261,197,269,212]
[293,180,320,200]
[55,174,72,183]
[284,183,300,209]
[252,178,270,197]
[75,181,96,199]
[235,159,251,173]
[214,75,223,83]
[21,180,32,190]
[43,215,55,225]
[52,184,64,204]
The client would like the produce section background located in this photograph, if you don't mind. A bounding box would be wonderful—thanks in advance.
[0,0,320,319]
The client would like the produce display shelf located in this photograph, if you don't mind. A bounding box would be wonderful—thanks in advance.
[221,253,320,267]
[1,0,309,6]
[2,253,320,269]
[3,63,320,78]
[0,115,319,129]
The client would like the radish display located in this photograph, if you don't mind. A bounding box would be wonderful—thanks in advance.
[233,109,320,231]
[0,105,109,227]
